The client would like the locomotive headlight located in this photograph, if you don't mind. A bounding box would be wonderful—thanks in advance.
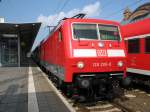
[117,61,123,67]
[98,42,104,48]
[77,61,84,69]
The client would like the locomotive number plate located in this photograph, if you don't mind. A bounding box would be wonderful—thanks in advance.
[93,62,111,67]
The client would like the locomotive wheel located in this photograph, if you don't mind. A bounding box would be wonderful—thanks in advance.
[122,77,132,87]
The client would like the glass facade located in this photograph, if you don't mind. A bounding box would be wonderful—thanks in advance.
[0,37,18,66]
[0,23,41,67]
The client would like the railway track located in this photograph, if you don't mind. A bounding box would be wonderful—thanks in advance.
[66,88,150,112]
[44,69,150,112]
[69,98,135,112]
[63,92,135,112]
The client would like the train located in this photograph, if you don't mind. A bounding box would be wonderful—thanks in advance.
[32,14,127,102]
[122,18,150,87]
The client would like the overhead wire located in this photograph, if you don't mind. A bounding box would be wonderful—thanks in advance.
[47,0,71,29]
[56,0,71,15]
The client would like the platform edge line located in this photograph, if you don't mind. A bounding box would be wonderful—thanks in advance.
[28,67,39,112]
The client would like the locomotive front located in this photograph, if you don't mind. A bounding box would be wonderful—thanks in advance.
[63,19,126,101]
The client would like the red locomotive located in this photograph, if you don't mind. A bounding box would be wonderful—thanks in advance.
[122,18,150,87]
[32,14,126,101]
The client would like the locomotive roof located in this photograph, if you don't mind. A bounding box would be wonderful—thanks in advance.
[37,18,121,48]
[121,18,150,38]
[65,18,120,25]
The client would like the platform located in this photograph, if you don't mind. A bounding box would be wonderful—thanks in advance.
[0,66,73,112]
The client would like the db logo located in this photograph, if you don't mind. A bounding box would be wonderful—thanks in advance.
[96,50,107,56]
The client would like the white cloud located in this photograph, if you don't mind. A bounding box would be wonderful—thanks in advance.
[37,1,100,27]
[82,1,100,17]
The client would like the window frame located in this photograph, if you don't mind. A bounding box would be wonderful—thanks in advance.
[128,38,140,54]
[71,22,122,41]
[58,30,62,42]
[144,36,150,54]
[98,24,121,41]
[72,23,99,40]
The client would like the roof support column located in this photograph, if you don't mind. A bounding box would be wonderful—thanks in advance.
[18,34,21,67]
[0,42,1,67]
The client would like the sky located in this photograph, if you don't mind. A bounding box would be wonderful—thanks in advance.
[0,0,149,50]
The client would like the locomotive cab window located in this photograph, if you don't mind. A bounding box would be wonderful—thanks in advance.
[98,25,120,41]
[58,30,62,42]
[73,23,98,40]
[145,36,150,53]
[128,39,140,53]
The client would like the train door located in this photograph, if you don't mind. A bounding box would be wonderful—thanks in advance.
[55,28,64,80]
[56,28,63,64]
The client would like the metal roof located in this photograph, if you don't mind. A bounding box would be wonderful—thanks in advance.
[0,22,41,52]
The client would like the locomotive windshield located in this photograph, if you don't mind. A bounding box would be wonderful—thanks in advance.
[98,25,120,41]
[73,23,120,41]
[73,24,98,40]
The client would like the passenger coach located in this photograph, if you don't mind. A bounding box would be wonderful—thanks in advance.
[122,18,150,86]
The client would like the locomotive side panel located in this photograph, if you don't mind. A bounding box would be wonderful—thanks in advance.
[38,26,67,80]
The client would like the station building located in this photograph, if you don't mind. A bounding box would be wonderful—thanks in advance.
[0,19,41,67]
[121,2,150,24]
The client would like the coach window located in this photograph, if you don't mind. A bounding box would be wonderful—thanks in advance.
[128,39,140,53]
[145,36,150,53]
[58,30,62,42]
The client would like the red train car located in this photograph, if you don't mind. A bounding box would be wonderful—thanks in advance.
[122,18,150,86]
[33,14,126,101]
